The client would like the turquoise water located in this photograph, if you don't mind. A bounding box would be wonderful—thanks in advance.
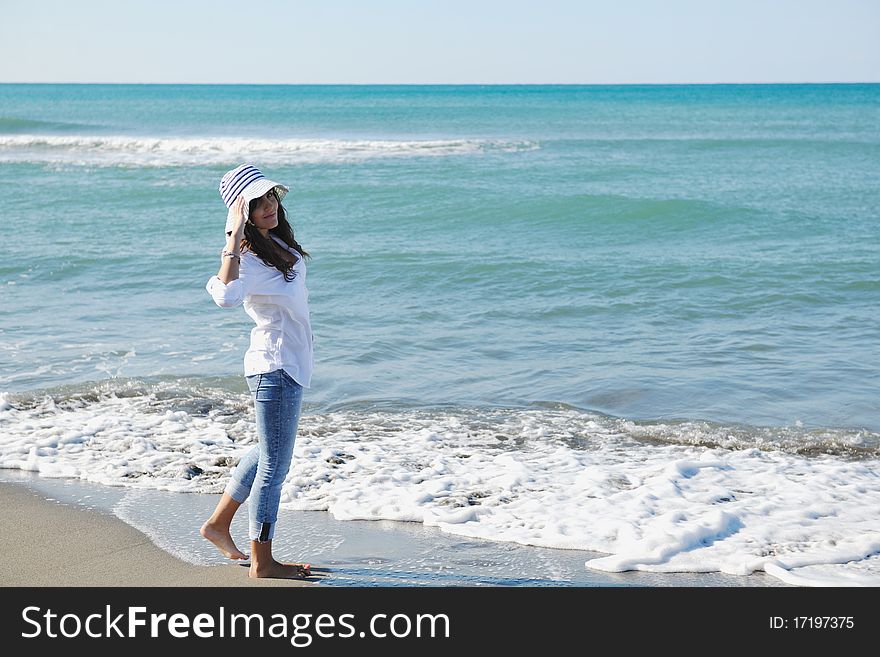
[3,85,880,585]
[1,84,878,433]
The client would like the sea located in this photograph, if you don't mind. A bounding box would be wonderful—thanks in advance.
[0,84,878,586]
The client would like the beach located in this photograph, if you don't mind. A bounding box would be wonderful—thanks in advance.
[0,481,309,587]
[0,471,789,587]
[1,84,878,586]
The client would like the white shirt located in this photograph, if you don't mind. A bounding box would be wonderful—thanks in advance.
[206,236,314,388]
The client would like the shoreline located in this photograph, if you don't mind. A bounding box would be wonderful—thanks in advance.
[0,472,789,587]
[0,481,310,587]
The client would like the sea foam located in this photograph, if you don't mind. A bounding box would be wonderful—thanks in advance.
[0,134,539,167]
[1,383,878,586]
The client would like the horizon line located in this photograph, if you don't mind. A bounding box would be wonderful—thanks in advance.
[2,81,879,86]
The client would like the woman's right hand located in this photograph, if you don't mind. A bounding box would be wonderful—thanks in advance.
[229,194,248,239]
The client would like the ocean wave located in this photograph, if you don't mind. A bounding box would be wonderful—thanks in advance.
[2,381,878,586]
[0,134,539,166]
[0,116,93,134]
[3,380,875,458]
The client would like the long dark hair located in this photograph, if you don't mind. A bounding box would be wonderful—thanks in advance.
[241,190,309,281]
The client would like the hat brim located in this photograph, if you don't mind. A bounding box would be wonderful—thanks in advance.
[225,179,290,233]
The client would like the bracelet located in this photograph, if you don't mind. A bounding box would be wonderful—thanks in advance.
[221,250,240,261]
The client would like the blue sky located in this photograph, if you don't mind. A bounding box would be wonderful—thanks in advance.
[1,0,878,83]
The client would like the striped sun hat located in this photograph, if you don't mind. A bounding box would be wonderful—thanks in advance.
[219,164,289,233]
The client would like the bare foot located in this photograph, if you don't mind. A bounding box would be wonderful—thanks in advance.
[249,560,311,579]
[200,521,249,560]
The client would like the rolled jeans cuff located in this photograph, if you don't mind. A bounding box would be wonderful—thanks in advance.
[224,479,251,504]
[252,521,275,543]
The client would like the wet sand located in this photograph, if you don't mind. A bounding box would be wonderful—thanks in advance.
[0,482,311,587]
[0,473,789,587]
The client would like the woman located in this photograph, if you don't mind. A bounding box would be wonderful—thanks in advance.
[200,164,315,579]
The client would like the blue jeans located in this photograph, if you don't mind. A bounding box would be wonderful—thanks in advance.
[224,369,303,543]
